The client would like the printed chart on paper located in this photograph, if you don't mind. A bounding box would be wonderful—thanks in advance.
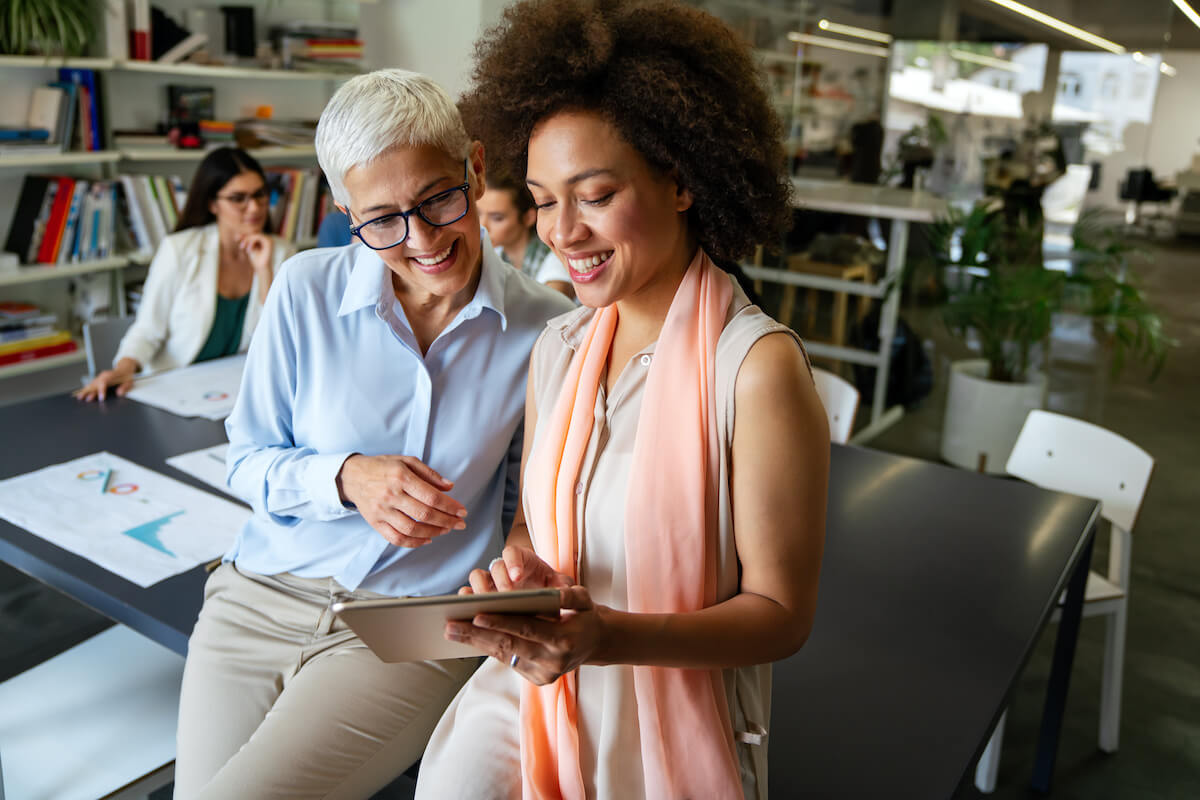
[166,443,239,498]
[124,353,246,420]
[0,452,249,586]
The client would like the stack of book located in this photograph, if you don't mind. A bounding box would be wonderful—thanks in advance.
[0,303,77,367]
[117,174,187,253]
[1,69,104,157]
[272,21,362,73]
[265,167,333,243]
[4,176,120,266]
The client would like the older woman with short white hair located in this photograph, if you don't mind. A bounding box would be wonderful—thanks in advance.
[172,69,573,799]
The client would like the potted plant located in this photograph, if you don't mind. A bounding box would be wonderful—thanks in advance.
[925,203,1171,473]
[0,0,95,58]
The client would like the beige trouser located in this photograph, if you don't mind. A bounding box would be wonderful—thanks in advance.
[174,563,479,800]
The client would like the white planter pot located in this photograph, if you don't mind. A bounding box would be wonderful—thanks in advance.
[940,359,1047,474]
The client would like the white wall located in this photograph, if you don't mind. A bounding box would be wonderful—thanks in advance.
[1087,51,1200,209]
[361,0,506,100]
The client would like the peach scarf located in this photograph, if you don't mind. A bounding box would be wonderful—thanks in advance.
[521,250,742,799]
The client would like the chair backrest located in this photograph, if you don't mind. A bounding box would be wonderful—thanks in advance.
[811,367,859,445]
[82,317,135,378]
[1006,410,1154,533]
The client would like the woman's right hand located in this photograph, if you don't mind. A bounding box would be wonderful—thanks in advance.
[336,454,468,548]
[464,544,573,595]
[74,362,137,402]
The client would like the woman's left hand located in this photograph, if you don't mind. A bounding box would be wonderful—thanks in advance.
[445,586,609,686]
[240,233,274,276]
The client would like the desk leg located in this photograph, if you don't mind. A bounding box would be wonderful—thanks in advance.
[872,219,907,422]
[1032,528,1095,793]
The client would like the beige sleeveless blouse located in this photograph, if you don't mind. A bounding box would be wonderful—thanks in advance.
[417,276,803,800]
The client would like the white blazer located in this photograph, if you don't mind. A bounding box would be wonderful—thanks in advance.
[114,224,296,373]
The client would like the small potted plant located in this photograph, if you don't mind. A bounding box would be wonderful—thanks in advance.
[926,204,1171,473]
[0,0,95,58]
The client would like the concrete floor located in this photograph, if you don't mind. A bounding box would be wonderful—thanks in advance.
[0,235,1196,798]
[862,235,1200,799]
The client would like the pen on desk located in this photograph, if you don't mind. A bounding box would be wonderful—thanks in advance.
[99,468,112,495]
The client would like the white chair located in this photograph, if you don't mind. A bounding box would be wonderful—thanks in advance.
[811,367,859,445]
[974,409,1154,792]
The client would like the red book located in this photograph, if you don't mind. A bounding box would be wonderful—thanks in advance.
[36,177,75,264]
[0,339,77,367]
[78,85,93,152]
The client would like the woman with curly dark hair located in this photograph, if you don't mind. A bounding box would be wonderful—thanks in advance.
[419,2,828,798]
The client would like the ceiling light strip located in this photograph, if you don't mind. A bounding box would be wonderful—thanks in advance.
[817,19,893,44]
[787,32,891,58]
[1171,0,1200,30]
[981,0,1126,54]
[950,48,1023,72]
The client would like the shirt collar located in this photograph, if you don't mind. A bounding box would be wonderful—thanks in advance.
[336,231,509,330]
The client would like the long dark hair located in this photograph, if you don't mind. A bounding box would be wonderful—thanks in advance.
[174,147,268,233]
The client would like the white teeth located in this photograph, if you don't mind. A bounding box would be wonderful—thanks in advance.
[567,251,613,271]
[413,244,453,266]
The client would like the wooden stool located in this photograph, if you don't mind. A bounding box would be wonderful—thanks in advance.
[779,254,872,348]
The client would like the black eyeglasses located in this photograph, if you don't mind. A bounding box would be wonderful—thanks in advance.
[216,188,270,208]
[349,161,471,250]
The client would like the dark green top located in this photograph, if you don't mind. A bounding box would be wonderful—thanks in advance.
[194,292,250,363]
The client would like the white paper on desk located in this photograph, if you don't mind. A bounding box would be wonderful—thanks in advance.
[124,354,246,420]
[0,452,249,587]
[165,443,240,499]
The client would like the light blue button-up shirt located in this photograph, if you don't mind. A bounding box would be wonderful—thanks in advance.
[224,234,574,595]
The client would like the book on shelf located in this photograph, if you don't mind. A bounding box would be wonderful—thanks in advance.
[0,330,72,358]
[167,85,215,127]
[103,0,129,60]
[26,87,64,142]
[264,167,331,243]
[3,175,121,266]
[0,324,55,344]
[158,32,209,64]
[57,69,103,151]
[0,339,78,367]
[130,0,152,61]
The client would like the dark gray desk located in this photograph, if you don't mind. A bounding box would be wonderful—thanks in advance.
[0,393,227,655]
[769,445,1099,797]
[0,395,1098,795]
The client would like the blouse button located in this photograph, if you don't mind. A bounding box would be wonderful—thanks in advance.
[575,482,584,495]
[639,354,652,366]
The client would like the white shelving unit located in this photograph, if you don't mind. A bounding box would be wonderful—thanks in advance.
[0,347,85,379]
[0,151,122,169]
[0,256,131,287]
[120,145,317,162]
[0,51,338,385]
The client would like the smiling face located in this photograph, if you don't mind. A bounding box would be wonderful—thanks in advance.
[341,143,485,301]
[526,111,693,310]
[209,171,269,237]
[478,187,534,253]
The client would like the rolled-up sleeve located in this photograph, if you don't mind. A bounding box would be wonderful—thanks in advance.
[225,272,358,524]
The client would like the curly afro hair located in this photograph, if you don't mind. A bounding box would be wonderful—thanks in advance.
[460,0,792,264]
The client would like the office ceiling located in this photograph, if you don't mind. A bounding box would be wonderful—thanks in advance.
[808,0,1200,50]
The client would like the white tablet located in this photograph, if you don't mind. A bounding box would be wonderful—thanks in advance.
[332,588,561,662]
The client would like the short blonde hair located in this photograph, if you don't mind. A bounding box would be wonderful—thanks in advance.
[316,69,471,207]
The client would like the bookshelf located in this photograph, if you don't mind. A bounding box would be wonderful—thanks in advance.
[0,347,85,379]
[0,151,123,169]
[0,256,133,288]
[0,4,359,391]
[120,145,317,162]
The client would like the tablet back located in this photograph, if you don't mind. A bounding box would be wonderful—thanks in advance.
[332,589,561,662]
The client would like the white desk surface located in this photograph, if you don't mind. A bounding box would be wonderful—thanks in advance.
[791,178,948,223]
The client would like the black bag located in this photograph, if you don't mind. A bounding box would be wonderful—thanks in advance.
[847,310,933,409]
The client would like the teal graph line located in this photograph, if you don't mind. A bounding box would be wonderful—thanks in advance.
[122,511,184,557]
